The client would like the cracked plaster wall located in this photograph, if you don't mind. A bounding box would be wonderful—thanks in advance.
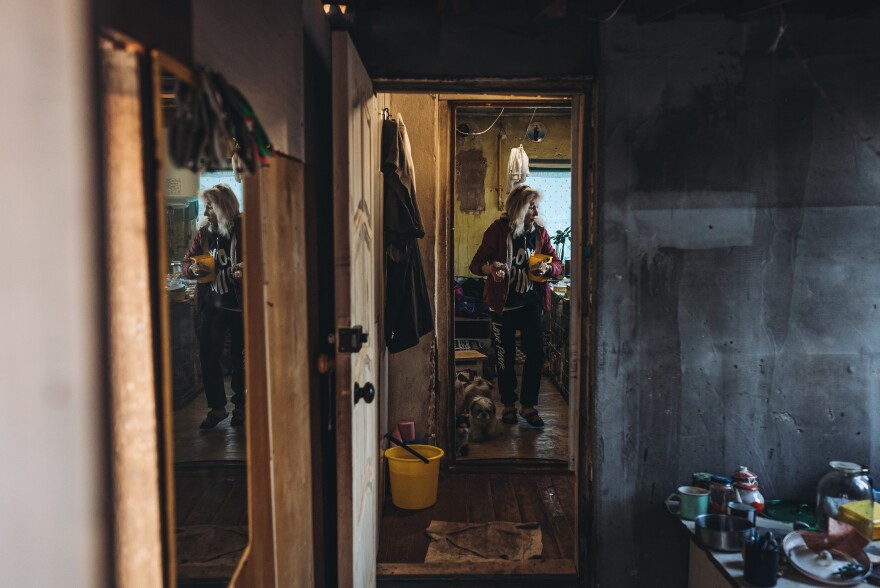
[596,14,880,586]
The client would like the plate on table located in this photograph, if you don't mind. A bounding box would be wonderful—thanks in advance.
[783,530,872,586]
[763,498,817,529]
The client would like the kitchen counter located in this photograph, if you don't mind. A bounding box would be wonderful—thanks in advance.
[680,515,880,587]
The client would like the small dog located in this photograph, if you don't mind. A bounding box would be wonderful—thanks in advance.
[464,394,498,441]
[455,370,498,442]
[455,371,494,411]
[455,414,470,456]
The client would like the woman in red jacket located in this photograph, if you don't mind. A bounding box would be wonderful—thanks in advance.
[469,185,562,427]
[181,184,245,429]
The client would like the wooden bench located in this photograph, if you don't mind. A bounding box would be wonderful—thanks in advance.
[454,349,488,376]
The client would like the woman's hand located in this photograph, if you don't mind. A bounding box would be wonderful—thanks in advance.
[232,262,244,281]
[485,261,508,283]
[189,260,209,277]
[530,260,550,277]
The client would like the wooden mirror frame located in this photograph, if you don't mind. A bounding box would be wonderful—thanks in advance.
[149,50,194,588]
[150,49,261,587]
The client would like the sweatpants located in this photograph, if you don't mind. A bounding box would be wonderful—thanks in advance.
[490,300,543,407]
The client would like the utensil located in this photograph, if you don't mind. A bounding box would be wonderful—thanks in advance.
[745,531,779,587]
[693,514,755,552]
[384,433,429,464]
[783,530,873,586]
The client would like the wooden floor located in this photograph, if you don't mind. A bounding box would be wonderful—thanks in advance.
[175,463,248,586]
[378,472,575,565]
[172,378,248,586]
[173,378,246,463]
[175,463,249,527]
[459,376,569,462]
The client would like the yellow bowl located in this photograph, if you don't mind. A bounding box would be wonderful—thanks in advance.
[527,253,553,282]
[189,253,216,284]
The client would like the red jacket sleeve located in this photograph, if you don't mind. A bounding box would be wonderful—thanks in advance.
[180,228,206,279]
[539,228,563,279]
[469,221,500,276]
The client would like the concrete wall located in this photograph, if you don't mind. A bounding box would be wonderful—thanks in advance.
[454,114,571,276]
[353,3,598,80]
[2,0,109,586]
[194,0,305,159]
[384,94,441,443]
[595,14,880,586]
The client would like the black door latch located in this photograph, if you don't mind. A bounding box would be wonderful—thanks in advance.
[338,326,368,353]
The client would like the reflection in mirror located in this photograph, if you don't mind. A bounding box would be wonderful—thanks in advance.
[156,63,249,585]
[452,104,573,462]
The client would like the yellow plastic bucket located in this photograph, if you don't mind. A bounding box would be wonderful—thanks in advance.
[385,444,444,510]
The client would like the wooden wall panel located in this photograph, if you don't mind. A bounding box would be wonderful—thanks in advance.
[234,157,316,587]
[262,157,316,587]
[102,42,164,588]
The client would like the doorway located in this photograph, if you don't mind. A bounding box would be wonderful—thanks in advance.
[374,89,591,581]
[451,103,574,465]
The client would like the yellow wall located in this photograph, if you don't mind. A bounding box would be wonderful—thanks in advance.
[453,113,571,276]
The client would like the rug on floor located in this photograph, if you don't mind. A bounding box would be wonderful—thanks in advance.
[424,520,542,563]
[176,524,248,580]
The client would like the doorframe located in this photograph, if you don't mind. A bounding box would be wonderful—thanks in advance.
[372,79,596,584]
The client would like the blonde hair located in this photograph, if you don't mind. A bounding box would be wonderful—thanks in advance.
[199,184,240,238]
[505,184,541,238]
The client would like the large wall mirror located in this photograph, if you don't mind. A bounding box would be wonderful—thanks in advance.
[151,51,250,586]
[452,102,574,465]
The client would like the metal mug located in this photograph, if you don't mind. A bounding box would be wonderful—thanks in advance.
[727,501,757,525]
[666,486,710,521]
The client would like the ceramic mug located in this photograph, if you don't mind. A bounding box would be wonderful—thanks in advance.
[666,486,710,520]
[398,421,416,443]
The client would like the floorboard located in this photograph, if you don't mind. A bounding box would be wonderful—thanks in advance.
[378,471,575,569]
[173,376,247,463]
[458,376,569,462]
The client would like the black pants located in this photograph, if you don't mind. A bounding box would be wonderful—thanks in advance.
[491,300,544,407]
[199,306,245,411]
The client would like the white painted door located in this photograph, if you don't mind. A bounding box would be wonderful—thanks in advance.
[332,31,381,588]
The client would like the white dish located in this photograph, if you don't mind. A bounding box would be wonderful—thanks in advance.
[782,530,872,586]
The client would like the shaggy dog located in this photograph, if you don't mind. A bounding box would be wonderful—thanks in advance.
[454,371,494,412]
[455,371,498,442]
[464,394,498,441]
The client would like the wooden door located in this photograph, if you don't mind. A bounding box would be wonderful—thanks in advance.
[332,31,382,588]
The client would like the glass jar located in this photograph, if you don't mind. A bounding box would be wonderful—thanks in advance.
[709,475,734,514]
[692,472,713,490]
[815,461,873,532]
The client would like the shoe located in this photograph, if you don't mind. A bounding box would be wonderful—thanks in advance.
[519,407,544,427]
[231,409,245,427]
[200,410,228,430]
[501,405,518,425]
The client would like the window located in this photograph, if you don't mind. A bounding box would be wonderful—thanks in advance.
[528,166,571,261]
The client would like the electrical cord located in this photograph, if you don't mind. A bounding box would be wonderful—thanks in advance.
[456,108,505,136]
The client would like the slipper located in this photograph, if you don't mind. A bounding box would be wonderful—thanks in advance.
[200,410,228,430]
[231,409,245,427]
[501,405,518,425]
[519,407,544,428]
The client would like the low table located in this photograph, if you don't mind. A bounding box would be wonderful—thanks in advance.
[680,515,880,587]
[454,349,488,376]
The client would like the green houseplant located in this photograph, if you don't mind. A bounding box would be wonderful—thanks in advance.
[553,226,571,263]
